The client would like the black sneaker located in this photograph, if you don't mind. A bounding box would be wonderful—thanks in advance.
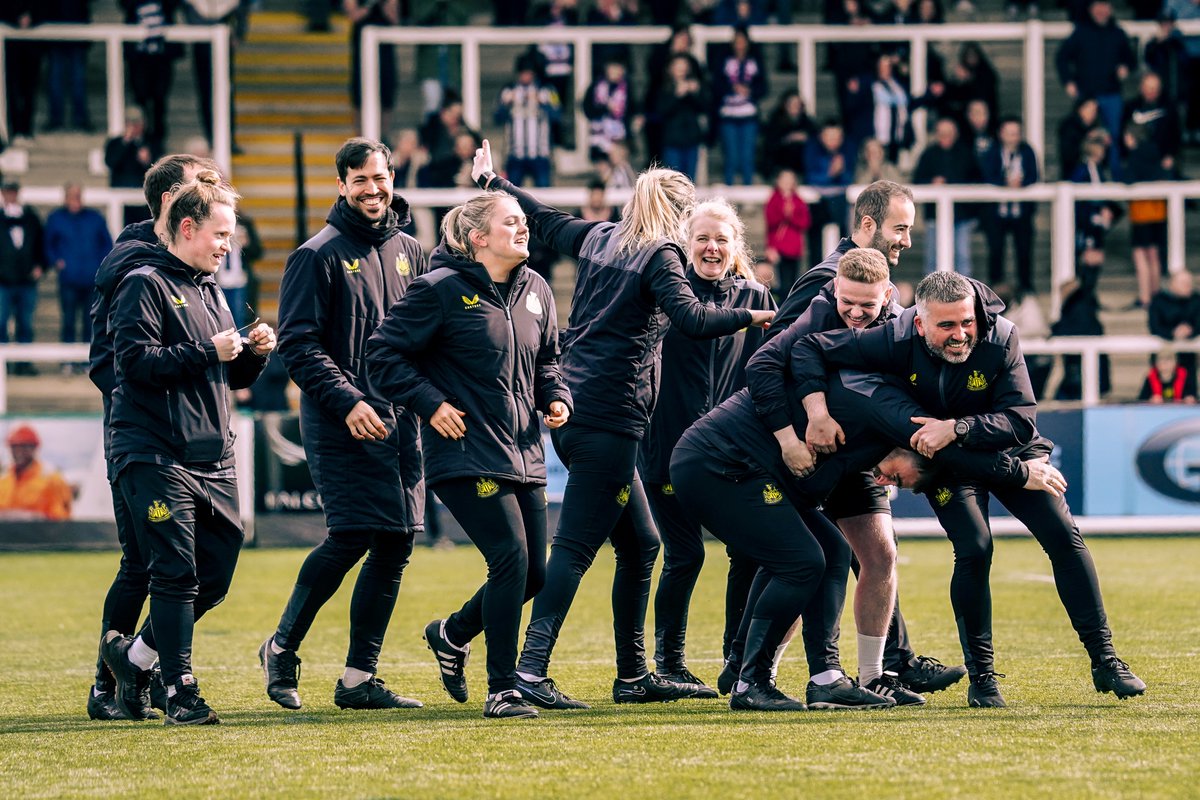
[101,631,157,720]
[896,655,968,694]
[730,681,807,711]
[164,675,220,726]
[612,672,697,704]
[806,675,896,710]
[86,687,127,721]
[865,672,927,706]
[1092,657,1146,699]
[423,619,469,703]
[967,672,1007,708]
[716,658,740,696]
[259,636,302,709]
[333,677,423,709]
[149,668,167,713]
[515,676,590,710]
[658,667,719,699]
[483,690,540,719]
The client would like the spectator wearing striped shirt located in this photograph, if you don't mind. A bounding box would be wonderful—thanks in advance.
[495,51,561,188]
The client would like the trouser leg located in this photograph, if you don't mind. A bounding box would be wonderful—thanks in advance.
[273,530,372,652]
[346,530,413,673]
[647,483,706,672]
[930,484,996,676]
[96,481,150,687]
[608,477,661,678]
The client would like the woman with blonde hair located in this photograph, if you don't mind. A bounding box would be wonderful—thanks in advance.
[366,190,572,719]
[472,140,774,709]
[640,198,776,696]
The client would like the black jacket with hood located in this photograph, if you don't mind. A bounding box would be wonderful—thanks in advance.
[89,218,158,400]
[365,244,572,487]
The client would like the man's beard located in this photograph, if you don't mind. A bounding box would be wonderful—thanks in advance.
[924,331,976,364]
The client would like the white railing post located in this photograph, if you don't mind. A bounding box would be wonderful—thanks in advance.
[936,196,955,271]
[462,33,482,130]
[212,24,232,175]
[1025,19,1045,174]
[910,32,928,159]
[573,31,592,168]
[1051,181,1075,316]
[361,26,381,141]
[1081,345,1101,406]
[799,33,817,119]
[1167,188,1186,273]
[106,32,125,137]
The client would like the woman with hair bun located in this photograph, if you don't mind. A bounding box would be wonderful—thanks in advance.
[366,191,572,719]
[102,171,275,726]
[471,140,775,709]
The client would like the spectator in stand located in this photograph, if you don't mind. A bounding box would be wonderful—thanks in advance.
[1,3,41,142]
[826,0,877,133]
[530,0,579,148]
[419,95,478,188]
[105,107,162,226]
[121,0,178,148]
[587,0,635,78]
[981,116,1039,295]
[1148,268,1200,370]
[599,142,637,190]
[964,99,995,162]
[346,0,401,135]
[1123,123,1170,310]
[1166,0,1200,143]
[495,50,561,188]
[1139,346,1197,403]
[855,137,904,184]
[760,90,814,181]
[579,177,621,223]
[871,54,911,164]
[1070,129,1120,293]
[805,119,855,261]
[44,0,93,133]
[764,168,812,294]
[181,0,243,153]
[44,183,114,351]
[1123,71,1182,175]
[390,128,423,190]
[912,116,981,274]
[656,54,708,180]
[955,43,998,122]
[583,58,637,163]
[881,0,946,98]
[414,0,467,116]
[217,213,262,329]
[1145,11,1188,112]
[713,27,768,185]
[494,0,527,25]
[644,25,704,167]
[0,425,72,521]
[1056,0,1135,178]
[1058,96,1104,179]
[0,180,44,373]
[1052,279,1111,401]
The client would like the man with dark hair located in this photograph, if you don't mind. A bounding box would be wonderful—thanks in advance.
[980,116,1039,294]
[259,137,428,712]
[790,271,1146,707]
[0,180,44,369]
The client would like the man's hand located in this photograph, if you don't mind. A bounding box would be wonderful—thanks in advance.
[748,309,776,328]
[211,328,243,362]
[346,400,389,441]
[471,139,495,184]
[774,426,816,477]
[1023,455,1067,497]
[245,322,276,356]
[910,416,958,457]
[544,401,569,429]
[429,401,467,440]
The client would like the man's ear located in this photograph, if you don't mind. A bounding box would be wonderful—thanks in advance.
[914,313,925,337]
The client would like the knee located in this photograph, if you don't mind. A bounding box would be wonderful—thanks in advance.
[364,533,414,572]
[952,537,994,570]
[778,550,826,588]
[524,559,546,601]
[664,540,705,575]
[149,571,198,603]
[856,539,896,579]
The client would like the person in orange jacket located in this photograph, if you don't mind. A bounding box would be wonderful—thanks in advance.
[0,424,72,520]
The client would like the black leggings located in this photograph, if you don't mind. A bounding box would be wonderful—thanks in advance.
[95,481,150,688]
[435,478,548,694]
[670,444,849,685]
[930,483,1115,676]
[274,527,414,674]
[517,425,661,679]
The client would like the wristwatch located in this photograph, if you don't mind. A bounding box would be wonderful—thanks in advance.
[954,419,970,442]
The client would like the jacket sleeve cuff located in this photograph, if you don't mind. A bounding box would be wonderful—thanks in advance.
[759,408,792,433]
[201,339,221,365]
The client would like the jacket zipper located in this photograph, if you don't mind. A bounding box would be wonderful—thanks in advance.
[198,278,232,441]
[497,277,524,483]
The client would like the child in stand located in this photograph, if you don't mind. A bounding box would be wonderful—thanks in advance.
[1139,347,1197,403]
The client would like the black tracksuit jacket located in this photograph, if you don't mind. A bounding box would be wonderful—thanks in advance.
[765,237,857,340]
[276,199,428,534]
[108,247,266,471]
[639,268,775,484]
[482,175,755,439]
[89,219,158,398]
[365,245,573,486]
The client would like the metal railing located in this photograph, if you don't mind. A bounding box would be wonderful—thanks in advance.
[0,23,232,173]
[18,186,146,240]
[361,19,1200,173]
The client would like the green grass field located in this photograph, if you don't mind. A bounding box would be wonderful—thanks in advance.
[2,537,1198,799]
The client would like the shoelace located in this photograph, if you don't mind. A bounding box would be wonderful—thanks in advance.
[275,651,301,686]
[1101,657,1134,677]
[913,655,950,675]
[973,671,1007,684]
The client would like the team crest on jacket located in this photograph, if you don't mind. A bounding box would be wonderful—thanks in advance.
[933,487,953,507]
[147,500,172,523]
[616,484,631,507]
[966,370,988,391]
[476,477,500,498]
[342,259,360,274]
[170,294,188,309]
[762,483,783,505]
[661,483,674,496]
[462,294,481,309]
[526,292,543,316]
[395,255,411,276]
[909,372,917,385]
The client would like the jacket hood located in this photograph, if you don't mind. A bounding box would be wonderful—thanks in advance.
[428,243,528,290]
[97,240,161,294]
[327,196,407,246]
[969,277,1006,338]
[138,244,216,285]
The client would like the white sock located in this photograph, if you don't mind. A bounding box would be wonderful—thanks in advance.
[128,637,158,671]
[618,673,647,683]
[810,669,845,686]
[857,634,887,684]
[342,667,372,688]
[516,671,544,683]
[269,637,287,655]
[769,640,791,681]
[734,680,750,693]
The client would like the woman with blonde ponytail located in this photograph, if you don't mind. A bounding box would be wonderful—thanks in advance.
[470,140,774,709]
[366,191,571,719]
[639,198,776,696]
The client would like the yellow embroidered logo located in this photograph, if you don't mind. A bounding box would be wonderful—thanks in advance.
[966,370,988,391]
[170,295,188,309]
[661,483,675,496]
[616,484,631,507]
[462,294,481,308]
[147,500,171,523]
[476,477,500,498]
[934,487,952,507]
[909,372,917,384]
[343,259,360,274]
[762,483,783,505]
[395,255,411,276]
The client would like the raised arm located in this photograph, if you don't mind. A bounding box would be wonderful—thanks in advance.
[643,246,768,337]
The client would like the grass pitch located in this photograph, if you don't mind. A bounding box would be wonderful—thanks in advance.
[1,536,1198,799]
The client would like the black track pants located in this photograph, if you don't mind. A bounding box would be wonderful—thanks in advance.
[95,481,150,688]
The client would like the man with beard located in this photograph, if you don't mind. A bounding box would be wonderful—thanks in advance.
[789,271,1146,708]
[259,138,428,711]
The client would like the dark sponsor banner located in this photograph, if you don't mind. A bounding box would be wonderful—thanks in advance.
[254,413,322,514]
